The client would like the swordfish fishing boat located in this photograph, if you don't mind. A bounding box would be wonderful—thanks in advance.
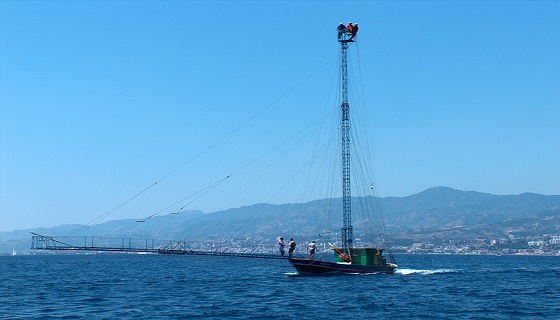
[288,24,397,275]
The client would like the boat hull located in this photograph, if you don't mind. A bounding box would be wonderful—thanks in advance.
[289,258,397,275]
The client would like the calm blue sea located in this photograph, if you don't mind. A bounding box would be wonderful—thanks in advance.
[1,254,559,319]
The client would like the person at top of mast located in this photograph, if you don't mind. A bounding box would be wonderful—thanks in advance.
[349,23,358,40]
[346,22,354,35]
[336,22,345,39]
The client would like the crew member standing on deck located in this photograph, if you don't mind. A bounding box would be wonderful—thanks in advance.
[278,237,286,257]
[288,238,296,258]
[307,240,317,259]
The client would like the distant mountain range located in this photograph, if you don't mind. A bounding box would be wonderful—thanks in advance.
[2,187,559,253]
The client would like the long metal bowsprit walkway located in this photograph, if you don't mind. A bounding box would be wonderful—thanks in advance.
[30,233,286,259]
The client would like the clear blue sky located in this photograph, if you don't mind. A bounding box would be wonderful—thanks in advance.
[1,1,559,232]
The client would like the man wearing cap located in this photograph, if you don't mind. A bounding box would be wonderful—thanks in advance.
[306,240,318,259]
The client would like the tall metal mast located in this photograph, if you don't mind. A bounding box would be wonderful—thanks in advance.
[338,24,356,251]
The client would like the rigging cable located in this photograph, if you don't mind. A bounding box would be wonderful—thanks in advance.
[91,103,340,243]
[66,53,340,238]
[101,175,232,240]
[353,39,395,261]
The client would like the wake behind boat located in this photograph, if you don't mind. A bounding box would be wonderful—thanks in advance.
[289,23,397,275]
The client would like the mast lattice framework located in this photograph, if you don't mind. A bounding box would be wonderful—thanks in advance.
[339,36,354,251]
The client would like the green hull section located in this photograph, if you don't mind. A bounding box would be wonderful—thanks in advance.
[334,248,387,266]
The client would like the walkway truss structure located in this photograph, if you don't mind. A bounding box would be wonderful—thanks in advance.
[30,232,284,259]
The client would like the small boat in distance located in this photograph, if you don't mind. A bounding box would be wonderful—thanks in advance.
[289,23,397,275]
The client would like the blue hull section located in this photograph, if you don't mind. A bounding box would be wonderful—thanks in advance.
[289,258,397,275]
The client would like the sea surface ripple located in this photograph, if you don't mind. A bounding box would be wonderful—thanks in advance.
[1,254,559,319]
